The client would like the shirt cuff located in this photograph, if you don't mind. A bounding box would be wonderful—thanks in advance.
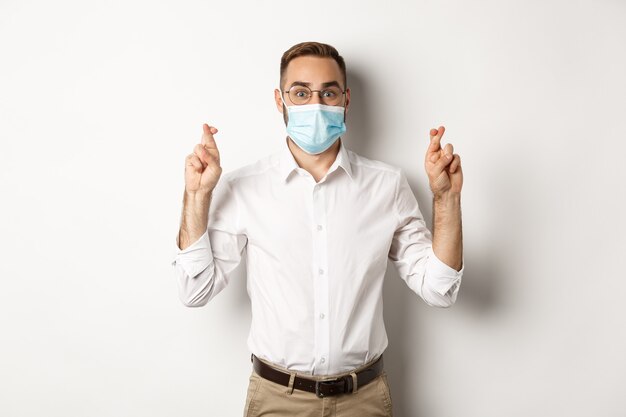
[171,229,213,278]
[427,247,464,296]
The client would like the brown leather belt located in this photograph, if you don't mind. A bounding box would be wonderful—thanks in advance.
[250,353,384,398]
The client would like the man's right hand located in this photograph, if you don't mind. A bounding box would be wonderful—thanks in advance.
[185,123,223,195]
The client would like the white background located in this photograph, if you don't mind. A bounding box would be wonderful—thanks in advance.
[1,0,625,416]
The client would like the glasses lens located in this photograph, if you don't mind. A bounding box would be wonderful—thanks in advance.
[288,86,312,105]
[320,87,343,105]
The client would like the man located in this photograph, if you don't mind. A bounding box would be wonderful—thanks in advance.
[172,41,464,417]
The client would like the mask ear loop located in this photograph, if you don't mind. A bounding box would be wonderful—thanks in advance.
[278,87,289,132]
[280,88,289,112]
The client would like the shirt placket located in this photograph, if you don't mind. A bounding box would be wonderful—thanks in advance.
[312,182,330,374]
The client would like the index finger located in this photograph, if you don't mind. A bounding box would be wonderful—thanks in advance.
[427,126,445,155]
[202,123,219,148]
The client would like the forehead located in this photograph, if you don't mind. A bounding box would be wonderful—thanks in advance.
[283,55,343,87]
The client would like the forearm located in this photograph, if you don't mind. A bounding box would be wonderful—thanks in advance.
[432,191,463,271]
[178,190,212,250]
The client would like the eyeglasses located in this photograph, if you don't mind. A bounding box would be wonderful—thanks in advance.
[282,85,346,106]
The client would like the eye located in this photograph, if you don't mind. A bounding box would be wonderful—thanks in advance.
[293,88,310,98]
[322,90,336,97]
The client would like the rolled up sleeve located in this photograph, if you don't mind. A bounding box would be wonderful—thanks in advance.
[172,229,213,279]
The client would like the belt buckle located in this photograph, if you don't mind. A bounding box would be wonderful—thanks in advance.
[315,379,337,398]
[315,376,351,398]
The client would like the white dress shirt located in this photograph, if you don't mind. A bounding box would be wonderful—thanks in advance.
[171,137,464,376]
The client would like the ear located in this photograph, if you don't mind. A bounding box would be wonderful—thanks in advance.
[342,87,351,123]
[274,88,284,114]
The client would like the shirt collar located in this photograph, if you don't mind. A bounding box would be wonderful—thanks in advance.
[279,137,354,184]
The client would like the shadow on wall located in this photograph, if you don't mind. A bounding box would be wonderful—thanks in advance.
[346,67,503,416]
[382,247,502,416]
[343,68,376,158]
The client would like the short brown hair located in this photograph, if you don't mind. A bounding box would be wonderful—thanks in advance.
[280,41,347,90]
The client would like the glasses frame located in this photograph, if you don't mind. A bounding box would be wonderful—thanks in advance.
[281,85,347,106]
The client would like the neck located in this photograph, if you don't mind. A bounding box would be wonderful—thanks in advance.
[287,136,341,179]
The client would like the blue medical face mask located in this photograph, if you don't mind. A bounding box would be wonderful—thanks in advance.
[281,94,347,155]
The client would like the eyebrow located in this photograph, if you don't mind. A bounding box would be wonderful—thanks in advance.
[289,80,342,89]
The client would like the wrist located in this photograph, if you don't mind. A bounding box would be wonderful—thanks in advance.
[433,190,461,203]
[185,188,213,201]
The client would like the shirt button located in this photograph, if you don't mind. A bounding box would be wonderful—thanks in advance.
[317,224,323,231]
[318,268,324,275]
[319,313,325,319]
[320,357,326,363]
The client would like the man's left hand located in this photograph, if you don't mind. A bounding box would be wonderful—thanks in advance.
[424,125,463,196]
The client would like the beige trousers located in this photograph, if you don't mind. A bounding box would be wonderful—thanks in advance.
[243,355,393,417]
